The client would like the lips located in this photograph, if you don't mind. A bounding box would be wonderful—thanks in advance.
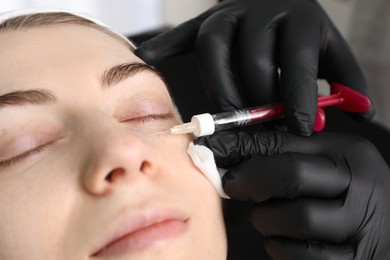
[92,209,189,258]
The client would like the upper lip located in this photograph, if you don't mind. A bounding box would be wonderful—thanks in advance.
[91,207,189,257]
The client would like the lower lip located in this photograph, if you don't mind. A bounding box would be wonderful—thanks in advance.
[95,219,188,257]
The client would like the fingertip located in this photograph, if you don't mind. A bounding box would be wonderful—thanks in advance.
[263,237,298,259]
[288,122,314,136]
[284,115,314,136]
[135,18,202,65]
[221,170,246,200]
[221,171,234,193]
[134,44,163,65]
[193,136,209,147]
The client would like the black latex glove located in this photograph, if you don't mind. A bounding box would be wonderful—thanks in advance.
[135,0,375,136]
[197,131,390,259]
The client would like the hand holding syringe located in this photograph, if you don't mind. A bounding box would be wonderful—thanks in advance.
[151,83,371,137]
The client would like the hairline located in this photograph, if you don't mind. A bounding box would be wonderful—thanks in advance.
[0,12,135,51]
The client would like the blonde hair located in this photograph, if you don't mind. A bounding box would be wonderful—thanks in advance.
[0,11,135,51]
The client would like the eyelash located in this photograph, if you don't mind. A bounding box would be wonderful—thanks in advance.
[122,113,174,123]
[0,114,173,168]
[0,144,48,168]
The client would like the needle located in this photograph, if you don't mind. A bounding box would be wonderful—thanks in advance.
[148,130,170,136]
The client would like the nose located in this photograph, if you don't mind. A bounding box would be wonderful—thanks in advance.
[81,122,157,195]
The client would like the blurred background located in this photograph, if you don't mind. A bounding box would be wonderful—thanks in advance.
[0,0,388,130]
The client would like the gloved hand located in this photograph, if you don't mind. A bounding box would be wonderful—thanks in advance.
[197,131,390,259]
[135,0,375,136]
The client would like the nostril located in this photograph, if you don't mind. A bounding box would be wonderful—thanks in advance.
[105,171,113,182]
[105,168,125,182]
[103,161,153,184]
[140,161,152,173]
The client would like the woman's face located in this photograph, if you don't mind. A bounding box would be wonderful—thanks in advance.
[0,24,226,259]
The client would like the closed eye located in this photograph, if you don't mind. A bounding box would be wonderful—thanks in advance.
[121,112,175,123]
[0,144,48,168]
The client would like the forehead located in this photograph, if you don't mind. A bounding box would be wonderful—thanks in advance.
[0,24,142,94]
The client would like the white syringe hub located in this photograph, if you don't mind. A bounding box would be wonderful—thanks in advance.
[170,113,215,137]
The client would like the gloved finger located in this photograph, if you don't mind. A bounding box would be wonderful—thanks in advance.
[223,152,350,202]
[251,198,353,244]
[264,237,354,260]
[134,16,205,65]
[195,11,244,111]
[277,12,324,136]
[196,131,360,167]
[319,23,375,121]
[195,131,285,167]
[235,9,281,107]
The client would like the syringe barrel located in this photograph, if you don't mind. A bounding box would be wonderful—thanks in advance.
[212,110,251,131]
[212,104,284,132]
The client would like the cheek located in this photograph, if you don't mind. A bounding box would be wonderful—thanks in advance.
[0,164,76,257]
[150,135,220,201]
[149,135,194,177]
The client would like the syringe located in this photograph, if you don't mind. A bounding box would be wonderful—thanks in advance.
[151,83,371,137]
[169,104,283,137]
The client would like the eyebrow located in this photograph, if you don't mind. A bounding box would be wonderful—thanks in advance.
[100,62,164,89]
[0,62,163,110]
[0,89,57,109]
